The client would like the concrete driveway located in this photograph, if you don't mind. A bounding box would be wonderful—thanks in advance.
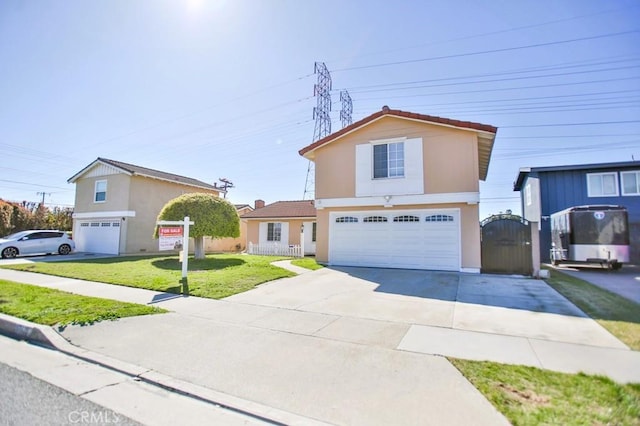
[226,266,625,349]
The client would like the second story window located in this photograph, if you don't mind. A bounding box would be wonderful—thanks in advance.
[621,171,640,196]
[373,142,404,178]
[587,173,618,197]
[94,180,107,203]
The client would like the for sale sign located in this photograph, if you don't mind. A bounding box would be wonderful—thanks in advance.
[159,226,183,251]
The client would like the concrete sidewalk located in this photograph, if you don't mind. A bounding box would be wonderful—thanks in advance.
[1,264,639,424]
[0,266,509,426]
[0,334,282,426]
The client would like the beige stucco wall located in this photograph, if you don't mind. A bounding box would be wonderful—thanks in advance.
[73,174,132,213]
[313,203,481,269]
[125,176,220,253]
[314,116,480,199]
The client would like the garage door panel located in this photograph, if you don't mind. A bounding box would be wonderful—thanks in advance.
[329,209,460,271]
[76,220,121,254]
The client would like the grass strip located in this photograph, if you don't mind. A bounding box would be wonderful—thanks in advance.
[451,358,640,426]
[0,279,165,327]
[544,267,640,350]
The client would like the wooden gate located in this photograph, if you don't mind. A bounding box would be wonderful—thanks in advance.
[481,215,533,275]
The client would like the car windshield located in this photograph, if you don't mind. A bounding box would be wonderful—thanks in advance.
[2,231,31,240]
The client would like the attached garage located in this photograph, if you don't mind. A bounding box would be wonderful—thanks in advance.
[328,209,460,271]
[75,220,121,254]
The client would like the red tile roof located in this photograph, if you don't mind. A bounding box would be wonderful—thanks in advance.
[299,105,497,157]
[241,200,316,219]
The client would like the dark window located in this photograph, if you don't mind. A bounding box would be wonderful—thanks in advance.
[364,216,388,223]
[95,180,107,202]
[425,215,454,222]
[393,215,419,222]
[336,216,358,223]
[267,223,281,242]
[373,142,404,178]
[312,222,317,242]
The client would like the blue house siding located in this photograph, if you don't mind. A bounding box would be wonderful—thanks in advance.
[516,162,640,264]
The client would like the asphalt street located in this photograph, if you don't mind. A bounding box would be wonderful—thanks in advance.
[0,361,140,426]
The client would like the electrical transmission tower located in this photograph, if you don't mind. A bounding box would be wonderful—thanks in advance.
[340,90,352,128]
[303,62,332,200]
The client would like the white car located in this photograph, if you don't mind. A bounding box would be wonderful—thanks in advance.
[0,230,75,258]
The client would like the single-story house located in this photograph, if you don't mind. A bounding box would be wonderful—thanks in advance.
[241,199,317,255]
[299,105,498,272]
[204,204,253,252]
[68,157,224,254]
[514,161,640,264]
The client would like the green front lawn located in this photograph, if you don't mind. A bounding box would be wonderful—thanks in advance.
[544,267,640,350]
[2,254,295,299]
[0,279,165,327]
[451,359,640,426]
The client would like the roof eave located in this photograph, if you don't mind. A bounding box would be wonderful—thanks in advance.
[67,158,132,184]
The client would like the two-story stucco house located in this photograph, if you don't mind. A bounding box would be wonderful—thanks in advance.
[299,106,497,272]
[68,158,223,255]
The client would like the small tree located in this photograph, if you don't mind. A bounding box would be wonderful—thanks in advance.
[156,193,239,259]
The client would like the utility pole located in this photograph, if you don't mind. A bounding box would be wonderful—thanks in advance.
[303,62,332,200]
[218,178,234,198]
[36,191,50,206]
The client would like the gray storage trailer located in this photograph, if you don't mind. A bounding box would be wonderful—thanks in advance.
[550,205,629,270]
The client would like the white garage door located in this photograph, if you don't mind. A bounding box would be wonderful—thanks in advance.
[75,220,121,254]
[329,209,460,271]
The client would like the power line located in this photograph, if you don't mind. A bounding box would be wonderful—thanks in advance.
[501,120,640,128]
[327,4,638,64]
[347,64,640,95]
[333,30,640,72]
[342,57,640,92]
[354,76,640,102]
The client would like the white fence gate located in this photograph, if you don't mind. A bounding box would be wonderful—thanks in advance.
[248,242,303,257]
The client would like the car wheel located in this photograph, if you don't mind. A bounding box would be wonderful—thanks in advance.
[2,247,18,259]
[58,244,72,255]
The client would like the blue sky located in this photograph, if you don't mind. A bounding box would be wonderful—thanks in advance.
[1,0,639,219]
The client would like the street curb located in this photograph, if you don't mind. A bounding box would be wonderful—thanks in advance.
[0,314,331,426]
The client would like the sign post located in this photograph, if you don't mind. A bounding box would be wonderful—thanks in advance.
[157,216,194,290]
[181,216,190,282]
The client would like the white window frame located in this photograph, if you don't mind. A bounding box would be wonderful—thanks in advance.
[621,171,640,196]
[525,184,532,206]
[587,172,618,197]
[94,180,107,203]
[266,223,281,242]
[372,141,404,179]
